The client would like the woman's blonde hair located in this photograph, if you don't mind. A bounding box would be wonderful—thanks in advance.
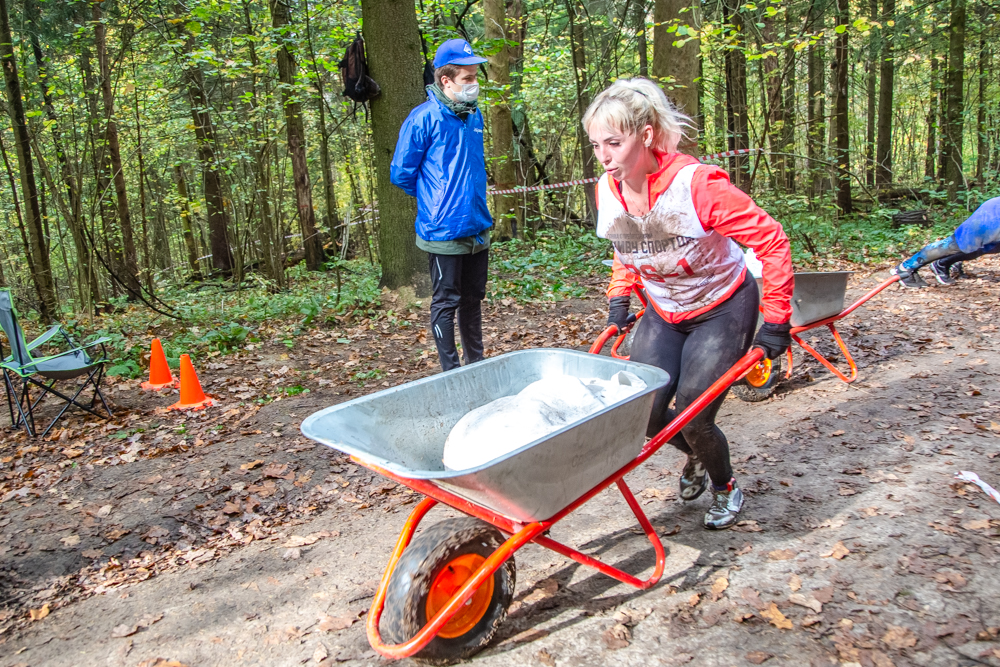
[582,78,693,154]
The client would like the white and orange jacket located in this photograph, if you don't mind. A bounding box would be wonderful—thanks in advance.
[597,152,794,324]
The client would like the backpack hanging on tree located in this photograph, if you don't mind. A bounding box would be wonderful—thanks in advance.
[339,33,380,117]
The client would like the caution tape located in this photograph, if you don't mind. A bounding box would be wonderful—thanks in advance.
[487,147,763,196]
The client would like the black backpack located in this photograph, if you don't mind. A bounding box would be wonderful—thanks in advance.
[339,33,380,116]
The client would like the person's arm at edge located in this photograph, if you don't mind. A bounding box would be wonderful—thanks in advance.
[390,110,429,197]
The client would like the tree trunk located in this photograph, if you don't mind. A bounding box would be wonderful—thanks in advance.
[361,0,430,293]
[92,1,142,297]
[976,6,986,183]
[833,0,852,213]
[270,0,325,271]
[182,36,234,274]
[633,0,648,77]
[942,0,965,200]
[762,10,784,188]
[875,0,895,188]
[723,0,749,191]
[303,0,340,248]
[27,0,100,308]
[653,0,699,155]
[174,165,203,280]
[781,8,796,192]
[485,0,517,240]
[865,0,877,187]
[567,0,596,220]
[0,0,57,321]
[806,3,826,197]
[925,55,938,180]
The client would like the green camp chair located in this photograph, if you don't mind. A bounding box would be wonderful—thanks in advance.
[0,289,112,438]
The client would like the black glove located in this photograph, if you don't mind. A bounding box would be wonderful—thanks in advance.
[607,296,631,332]
[753,321,792,360]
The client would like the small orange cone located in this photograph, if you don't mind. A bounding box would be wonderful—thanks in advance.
[168,354,214,411]
[141,338,177,391]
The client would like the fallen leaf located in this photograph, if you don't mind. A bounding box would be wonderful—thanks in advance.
[812,586,834,604]
[537,649,556,667]
[522,578,558,603]
[601,623,631,649]
[831,430,846,436]
[732,520,762,532]
[318,614,356,632]
[733,612,754,623]
[741,588,766,611]
[768,549,796,561]
[801,614,822,627]
[104,528,130,541]
[760,603,793,630]
[871,650,896,667]
[240,460,264,471]
[688,592,701,607]
[111,624,138,638]
[746,651,773,664]
[822,541,850,559]
[710,576,729,601]
[283,533,325,548]
[60,534,81,547]
[312,643,328,662]
[788,574,802,592]
[82,548,103,559]
[283,548,301,560]
[838,487,857,496]
[29,604,50,621]
[138,613,164,628]
[882,625,918,649]
[97,504,112,518]
[62,448,83,459]
[789,593,823,613]
[136,660,189,667]
[735,543,753,556]
[962,519,990,531]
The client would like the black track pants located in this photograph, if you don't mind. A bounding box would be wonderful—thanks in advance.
[938,245,1000,269]
[629,271,759,487]
[428,250,489,371]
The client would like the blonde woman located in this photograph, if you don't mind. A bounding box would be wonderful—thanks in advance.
[585,78,794,529]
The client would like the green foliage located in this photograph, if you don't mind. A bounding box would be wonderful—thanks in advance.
[487,226,608,302]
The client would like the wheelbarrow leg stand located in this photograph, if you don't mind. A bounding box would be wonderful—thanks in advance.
[366,497,546,659]
[533,478,666,590]
[791,322,858,383]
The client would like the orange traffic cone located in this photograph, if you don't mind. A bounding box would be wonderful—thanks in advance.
[141,338,178,391]
[168,354,214,411]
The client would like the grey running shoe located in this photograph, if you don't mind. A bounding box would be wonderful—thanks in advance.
[929,260,956,285]
[679,455,709,501]
[704,480,744,530]
[951,262,967,279]
[890,264,928,288]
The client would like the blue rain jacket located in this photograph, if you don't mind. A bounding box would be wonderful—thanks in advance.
[955,196,1000,253]
[390,92,493,242]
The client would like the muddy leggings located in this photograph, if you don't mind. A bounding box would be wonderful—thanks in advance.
[900,234,1000,273]
[629,271,759,487]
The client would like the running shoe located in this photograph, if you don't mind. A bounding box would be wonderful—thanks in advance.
[704,479,744,530]
[679,455,709,501]
[890,264,928,289]
[929,260,956,285]
[951,262,968,279]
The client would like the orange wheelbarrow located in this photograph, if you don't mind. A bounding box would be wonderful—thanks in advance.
[300,346,764,661]
[593,272,901,402]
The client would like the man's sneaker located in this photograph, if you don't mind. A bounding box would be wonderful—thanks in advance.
[890,264,928,289]
[951,262,968,279]
[679,455,709,501]
[929,260,956,285]
[704,479,744,530]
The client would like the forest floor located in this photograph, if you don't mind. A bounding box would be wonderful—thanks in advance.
[1,257,999,667]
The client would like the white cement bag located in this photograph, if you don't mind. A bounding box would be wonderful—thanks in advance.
[442,371,646,470]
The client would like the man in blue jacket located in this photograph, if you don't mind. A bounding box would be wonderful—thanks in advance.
[391,39,493,371]
[891,197,1000,287]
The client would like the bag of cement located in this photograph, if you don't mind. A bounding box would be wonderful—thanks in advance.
[442,371,646,470]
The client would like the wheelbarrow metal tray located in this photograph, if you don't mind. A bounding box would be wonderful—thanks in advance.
[300,349,670,523]
[789,271,854,327]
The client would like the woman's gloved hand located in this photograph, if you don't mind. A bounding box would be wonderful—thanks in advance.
[753,321,792,360]
[607,296,631,332]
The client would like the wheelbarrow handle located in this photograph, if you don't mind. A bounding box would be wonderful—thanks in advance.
[588,311,641,356]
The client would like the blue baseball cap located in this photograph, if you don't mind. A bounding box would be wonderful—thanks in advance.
[433,38,487,68]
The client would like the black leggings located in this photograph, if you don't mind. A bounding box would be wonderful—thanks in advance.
[630,271,759,487]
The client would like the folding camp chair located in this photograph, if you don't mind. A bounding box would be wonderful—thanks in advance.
[0,289,112,438]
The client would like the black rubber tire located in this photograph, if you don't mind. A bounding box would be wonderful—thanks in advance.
[732,355,782,402]
[381,517,516,664]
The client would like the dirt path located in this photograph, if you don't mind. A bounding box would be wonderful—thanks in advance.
[1,260,999,667]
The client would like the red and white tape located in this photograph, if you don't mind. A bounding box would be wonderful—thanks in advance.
[487,147,763,196]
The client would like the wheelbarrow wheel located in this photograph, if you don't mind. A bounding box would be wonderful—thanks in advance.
[382,517,516,663]
[732,355,781,402]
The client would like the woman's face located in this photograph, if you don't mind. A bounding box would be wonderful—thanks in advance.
[588,122,654,182]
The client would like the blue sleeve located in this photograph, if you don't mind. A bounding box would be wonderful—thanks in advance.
[954,197,1000,253]
[390,110,429,197]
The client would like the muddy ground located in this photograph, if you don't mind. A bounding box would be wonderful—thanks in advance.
[1,258,999,667]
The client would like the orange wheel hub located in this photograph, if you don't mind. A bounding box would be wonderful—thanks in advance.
[745,358,772,388]
[425,553,493,639]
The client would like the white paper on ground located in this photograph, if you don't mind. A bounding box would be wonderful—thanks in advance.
[442,371,647,471]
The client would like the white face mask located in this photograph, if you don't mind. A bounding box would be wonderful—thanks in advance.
[448,81,479,103]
